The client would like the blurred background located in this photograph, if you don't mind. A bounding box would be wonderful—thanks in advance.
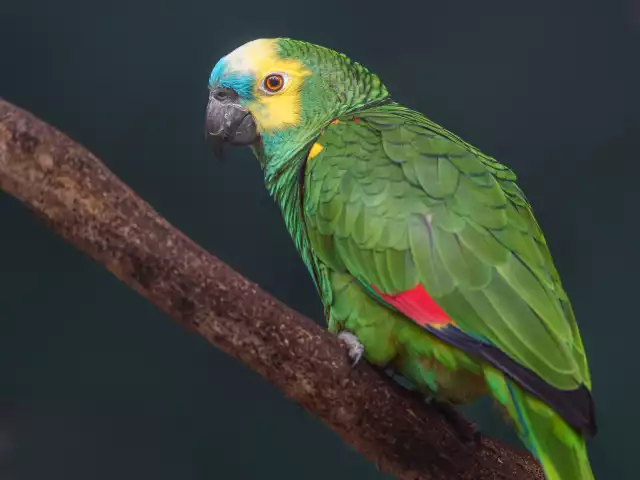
[1,0,639,478]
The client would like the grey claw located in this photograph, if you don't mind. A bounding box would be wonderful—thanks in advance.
[338,331,365,367]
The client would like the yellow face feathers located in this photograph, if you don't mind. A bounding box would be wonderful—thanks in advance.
[223,39,312,133]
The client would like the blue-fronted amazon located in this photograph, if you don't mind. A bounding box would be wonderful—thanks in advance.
[204,38,597,480]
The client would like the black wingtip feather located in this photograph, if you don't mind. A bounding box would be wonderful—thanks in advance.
[429,325,597,437]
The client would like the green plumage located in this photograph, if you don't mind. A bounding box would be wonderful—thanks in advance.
[213,38,597,480]
[299,106,595,479]
[306,108,590,391]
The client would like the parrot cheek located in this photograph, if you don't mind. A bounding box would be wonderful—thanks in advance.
[204,87,259,159]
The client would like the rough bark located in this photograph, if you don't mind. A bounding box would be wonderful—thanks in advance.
[0,98,543,480]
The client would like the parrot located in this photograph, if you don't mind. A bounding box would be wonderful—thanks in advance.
[204,38,597,480]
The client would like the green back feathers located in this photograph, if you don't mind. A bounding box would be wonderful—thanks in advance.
[303,103,595,434]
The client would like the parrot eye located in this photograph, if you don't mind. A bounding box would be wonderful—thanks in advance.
[262,73,285,93]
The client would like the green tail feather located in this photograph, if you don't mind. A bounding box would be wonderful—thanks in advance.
[484,367,594,480]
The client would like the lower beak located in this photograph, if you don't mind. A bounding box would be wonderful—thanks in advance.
[204,87,259,159]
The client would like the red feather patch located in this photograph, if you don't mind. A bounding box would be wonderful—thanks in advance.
[371,284,453,327]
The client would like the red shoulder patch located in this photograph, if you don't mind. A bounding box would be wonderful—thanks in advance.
[371,283,453,327]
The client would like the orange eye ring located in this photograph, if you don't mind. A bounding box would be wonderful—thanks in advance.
[264,74,285,93]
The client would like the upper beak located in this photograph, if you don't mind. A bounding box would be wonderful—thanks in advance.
[204,87,259,159]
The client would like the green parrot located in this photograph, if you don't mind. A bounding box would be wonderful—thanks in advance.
[204,38,597,480]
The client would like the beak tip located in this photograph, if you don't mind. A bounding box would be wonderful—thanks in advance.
[206,134,226,160]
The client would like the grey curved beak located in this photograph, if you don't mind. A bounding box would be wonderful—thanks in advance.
[204,87,258,159]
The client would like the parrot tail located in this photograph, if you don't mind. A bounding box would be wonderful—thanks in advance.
[484,367,594,480]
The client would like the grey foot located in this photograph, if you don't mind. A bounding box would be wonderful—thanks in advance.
[338,331,365,367]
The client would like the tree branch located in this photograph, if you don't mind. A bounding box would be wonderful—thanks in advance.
[0,98,543,480]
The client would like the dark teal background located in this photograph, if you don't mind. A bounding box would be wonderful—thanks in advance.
[1,1,639,478]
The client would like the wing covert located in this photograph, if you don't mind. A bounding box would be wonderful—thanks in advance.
[303,106,594,434]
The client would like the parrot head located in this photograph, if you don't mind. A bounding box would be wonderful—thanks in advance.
[204,38,389,168]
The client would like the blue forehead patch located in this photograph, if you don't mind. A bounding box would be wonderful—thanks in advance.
[208,57,227,87]
[208,57,255,100]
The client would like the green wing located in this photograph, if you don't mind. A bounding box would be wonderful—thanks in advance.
[303,104,594,433]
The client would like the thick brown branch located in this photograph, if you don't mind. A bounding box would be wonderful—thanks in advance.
[0,98,543,480]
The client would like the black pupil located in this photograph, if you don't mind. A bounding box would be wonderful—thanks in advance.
[267,76,280,89]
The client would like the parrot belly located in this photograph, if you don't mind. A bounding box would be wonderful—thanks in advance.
[328,270,487,404]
